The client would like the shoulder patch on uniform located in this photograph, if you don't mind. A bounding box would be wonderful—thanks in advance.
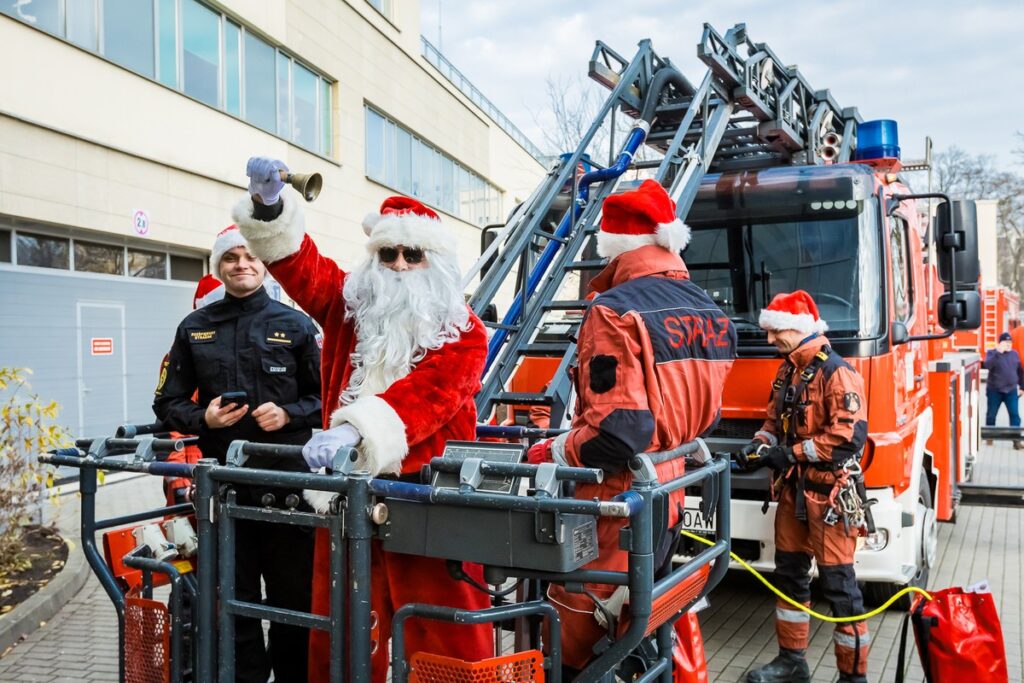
[843,392,861,412]
[314,333,324,350]
[155,358,169,395]
[589,355,618,394]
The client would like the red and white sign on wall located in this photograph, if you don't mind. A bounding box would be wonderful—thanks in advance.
[91,338,114,355]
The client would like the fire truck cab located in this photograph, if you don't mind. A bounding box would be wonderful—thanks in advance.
[680,143,983,603]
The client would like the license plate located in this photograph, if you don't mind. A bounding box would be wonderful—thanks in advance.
[680,505,715,535]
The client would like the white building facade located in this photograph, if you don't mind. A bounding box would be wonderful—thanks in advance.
[0,0,545,436]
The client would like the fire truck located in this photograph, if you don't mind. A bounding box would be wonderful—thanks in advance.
[469,23,983,607]
[953,285,1019,355]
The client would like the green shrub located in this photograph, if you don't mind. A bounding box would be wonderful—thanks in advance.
[0,368,70,576]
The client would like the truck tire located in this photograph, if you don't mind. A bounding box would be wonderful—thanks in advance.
[862,476,936,610]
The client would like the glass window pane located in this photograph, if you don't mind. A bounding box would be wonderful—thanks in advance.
[182,0,220,107]
[0,229,11,263]
[157,0,177,87]
[441,156,454,214]
[224,21,241,115]
[383,120,397,187]
[1,0,60,35]
[319,79,332,156]
[74,241,124,274]
[170,254,204,281]
[67,0,98,50]
[17,233,69,269]
[365,108,385,181]
[243,32,276,131]
[276,52,290,138]
[396,128,411,195]
[291,62,317,149]
[103,0,155,78]
[128,249,167,279]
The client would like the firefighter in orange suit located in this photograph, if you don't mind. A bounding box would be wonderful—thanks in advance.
[528,180,736,676]
[740,290,869,683]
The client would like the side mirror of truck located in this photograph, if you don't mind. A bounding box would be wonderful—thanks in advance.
[934,200,981,287]
[891,321,910,345]
[938,290,982,330]
[480,225,501,278]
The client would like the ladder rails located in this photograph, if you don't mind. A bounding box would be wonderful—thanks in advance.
[468,23,862,424]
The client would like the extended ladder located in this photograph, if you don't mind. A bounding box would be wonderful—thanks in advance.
[467,23,862,425]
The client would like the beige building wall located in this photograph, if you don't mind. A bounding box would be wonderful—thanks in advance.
[0,0,545,277]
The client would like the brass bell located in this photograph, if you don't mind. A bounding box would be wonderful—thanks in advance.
[278,170,323,202]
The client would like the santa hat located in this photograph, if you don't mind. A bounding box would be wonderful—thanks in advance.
[209,224,249,272]
[192,274,225,310]
[597,179,691,260]
[361,196,454,257]
[759,290,829,335]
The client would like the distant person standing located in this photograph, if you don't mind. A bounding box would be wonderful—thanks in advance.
[984,331,1024,449]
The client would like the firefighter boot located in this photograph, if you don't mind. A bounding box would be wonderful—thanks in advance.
[746,649,811,683]
[837,675,868,683]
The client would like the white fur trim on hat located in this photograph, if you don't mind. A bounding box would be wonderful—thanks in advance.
[656,218,692,254]
[209,229,247,273]
[232,194,304,265]
[596,218,692,260]
[363,213,454,257]
[758,309,829,335]
[330,396,408,476]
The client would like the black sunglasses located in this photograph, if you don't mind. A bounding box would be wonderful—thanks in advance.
[378,246,425,265]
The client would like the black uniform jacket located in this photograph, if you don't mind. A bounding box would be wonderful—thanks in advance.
[153,287,322,484]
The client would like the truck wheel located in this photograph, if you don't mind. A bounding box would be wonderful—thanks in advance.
[862,477,936,610]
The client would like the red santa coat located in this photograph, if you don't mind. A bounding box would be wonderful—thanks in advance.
[234,196,492,682]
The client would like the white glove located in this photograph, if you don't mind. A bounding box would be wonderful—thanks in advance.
[302,424,361,471]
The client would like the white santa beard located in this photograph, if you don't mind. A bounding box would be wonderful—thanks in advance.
[340,252,469,405]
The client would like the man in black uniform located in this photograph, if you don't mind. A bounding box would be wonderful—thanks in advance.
[154,224,322,683]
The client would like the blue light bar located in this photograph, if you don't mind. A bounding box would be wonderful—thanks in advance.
[855,119,900,160]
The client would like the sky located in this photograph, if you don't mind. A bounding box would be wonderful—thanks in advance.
[421,0,1023,171]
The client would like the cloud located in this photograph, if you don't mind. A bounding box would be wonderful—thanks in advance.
[422,0,1024,168]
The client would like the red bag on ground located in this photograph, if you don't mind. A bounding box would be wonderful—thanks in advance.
[672,610,708,683]
[897,583,1008,683]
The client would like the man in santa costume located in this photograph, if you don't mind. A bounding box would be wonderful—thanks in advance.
[235,156,492,682]
[527,179,736,677]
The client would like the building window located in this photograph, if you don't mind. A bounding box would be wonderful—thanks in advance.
[366,0,391,17]
[170,254,204,281]
[128,249,167,279]
[102,0,156,78]
[181,0,220,107]
[364,107,503,226]
[16,233,70,269]
[66,0,97,50]
[1,0,60,35]
[75,241,125,275]
[2,0,333,157]
[0,229,11,263]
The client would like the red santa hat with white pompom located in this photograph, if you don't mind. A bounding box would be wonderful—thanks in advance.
[361,196,454,257]
[758,290,829,336]
[597,179,691,260]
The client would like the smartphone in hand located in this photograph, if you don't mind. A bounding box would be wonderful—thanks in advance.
[220,390,249,408]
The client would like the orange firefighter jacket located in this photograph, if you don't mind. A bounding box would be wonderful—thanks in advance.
[752,335,867,464]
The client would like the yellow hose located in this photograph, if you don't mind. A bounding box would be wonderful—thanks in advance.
[681,530,932,622]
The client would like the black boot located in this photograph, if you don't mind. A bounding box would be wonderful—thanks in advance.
[746,649,811,683]
[838,675,868,683]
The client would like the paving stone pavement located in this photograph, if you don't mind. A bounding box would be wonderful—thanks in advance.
[1,437,1022,682]
[0,474,161,683]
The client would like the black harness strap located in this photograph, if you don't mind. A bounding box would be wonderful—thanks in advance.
[773,346,833,522]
